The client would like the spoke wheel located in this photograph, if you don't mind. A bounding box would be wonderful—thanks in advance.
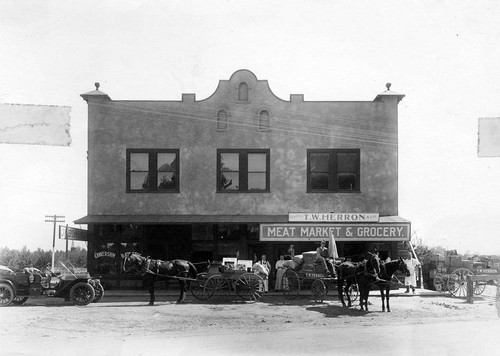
[236,273,264,302]
[0,283,15,307]
[347,283,359,302]
[204,275,230,300]
[447,268,473,298]
[282,269,300,300]
[190,273,209,300]
[70,282,95,306]
[311,279,326,303]
[473,281,487,295]
[92,282,104,303]
[12,296,29,305]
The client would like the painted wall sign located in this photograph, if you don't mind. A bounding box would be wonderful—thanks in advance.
[94,251,116,259]
[288,213,379,223]
[260,223,410,241]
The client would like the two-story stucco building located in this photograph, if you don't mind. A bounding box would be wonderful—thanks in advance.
[76,69,410,288]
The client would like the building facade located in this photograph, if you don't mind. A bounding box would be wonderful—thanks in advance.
[76,70,409,288]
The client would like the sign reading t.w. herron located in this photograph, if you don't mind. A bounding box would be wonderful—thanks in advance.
[259,223,410,242]
[288,213,379,222]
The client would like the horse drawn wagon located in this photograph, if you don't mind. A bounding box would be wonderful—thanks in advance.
[279,251,353,303]
[430,251,500,298]
[190,261,265,302]
[123,253,264,304]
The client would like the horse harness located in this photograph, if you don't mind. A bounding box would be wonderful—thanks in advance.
[140,258,175,278]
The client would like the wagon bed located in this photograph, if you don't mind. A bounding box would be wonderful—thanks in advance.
[190,261,264,302]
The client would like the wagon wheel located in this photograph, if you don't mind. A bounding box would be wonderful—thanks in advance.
[0,283,15,307]
[473,281,487,295]
[447,268,473,298]
[347,283,359,302]
[433,273,446,292]
[190,273,209,300]
[235,273,264,302]
[311,279,326,303]
[204,275,231,300]
[282,269,300,300]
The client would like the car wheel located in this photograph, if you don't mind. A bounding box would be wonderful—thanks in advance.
[70,282,95,306]
[0,283,15,307]
[12,296,29,305]
[92,283,104,303]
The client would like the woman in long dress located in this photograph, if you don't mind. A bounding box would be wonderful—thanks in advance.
[274,255,286,291]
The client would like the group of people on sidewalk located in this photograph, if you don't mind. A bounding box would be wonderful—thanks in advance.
[251,239,338,293]
[252,240,420,293]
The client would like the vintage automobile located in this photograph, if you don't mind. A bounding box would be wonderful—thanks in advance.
[0,261,103,306]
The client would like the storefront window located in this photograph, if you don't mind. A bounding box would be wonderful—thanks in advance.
[93,242,119,275]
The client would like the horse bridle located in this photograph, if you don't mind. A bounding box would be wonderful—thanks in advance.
[123,252,144,274]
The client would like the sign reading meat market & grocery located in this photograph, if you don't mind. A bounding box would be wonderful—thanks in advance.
[259,223,410,241]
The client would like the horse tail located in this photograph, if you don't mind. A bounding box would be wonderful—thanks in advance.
[187,261,198,280]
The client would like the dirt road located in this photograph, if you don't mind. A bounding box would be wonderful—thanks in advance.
[1,287,499,356]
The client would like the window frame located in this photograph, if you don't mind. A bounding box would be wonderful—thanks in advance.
[306,148,360,193]
[216,110,229,131]
[126,148,180,193]
[217,148,270,193]
[258,110,270,131]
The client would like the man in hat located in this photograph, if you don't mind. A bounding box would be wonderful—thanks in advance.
[316,240,336,277]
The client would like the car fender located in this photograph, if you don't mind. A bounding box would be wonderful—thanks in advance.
[0,279,17,294]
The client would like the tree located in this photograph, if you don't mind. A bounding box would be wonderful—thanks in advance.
[0,246,87,270]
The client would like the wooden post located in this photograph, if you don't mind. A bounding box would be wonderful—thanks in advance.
[466,275,474,303]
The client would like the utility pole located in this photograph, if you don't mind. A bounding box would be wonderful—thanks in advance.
[45,215,65,271]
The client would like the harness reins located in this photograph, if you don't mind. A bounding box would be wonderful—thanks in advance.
[125,254,191,280]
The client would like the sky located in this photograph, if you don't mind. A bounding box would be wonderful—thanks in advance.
[1,0,500,255]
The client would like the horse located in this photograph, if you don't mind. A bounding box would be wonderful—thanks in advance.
[336,252,381,311]
[375,257,410,312]
[122,252,198,305]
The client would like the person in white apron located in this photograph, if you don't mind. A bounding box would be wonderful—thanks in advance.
[404,254,420,293]
[253,255,271,292]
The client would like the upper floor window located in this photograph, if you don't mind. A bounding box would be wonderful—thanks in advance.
[217,110,228,130]
[238,82,248,101]
[217,149,270,192]
[307,149,360,192]
[258,110,270,131]
[126,149,179,192]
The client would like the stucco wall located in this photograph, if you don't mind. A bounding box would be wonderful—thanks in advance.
[84,70,401,217]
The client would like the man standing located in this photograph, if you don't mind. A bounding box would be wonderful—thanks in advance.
[404,253,420,293]
[253,255,271,293]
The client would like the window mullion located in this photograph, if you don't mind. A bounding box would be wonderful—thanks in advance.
[150,153,157,191]
[330,152,337,191]
[241,153,248,191]
[266,151,270,191]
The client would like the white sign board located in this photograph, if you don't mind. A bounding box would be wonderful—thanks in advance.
[288,213,379,223]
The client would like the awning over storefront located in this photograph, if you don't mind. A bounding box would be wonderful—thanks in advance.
[74,214,290,225]
[75,214,409,226]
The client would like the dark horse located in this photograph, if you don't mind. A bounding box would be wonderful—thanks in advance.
[122,252,198,305]
[336,252,381,311]
[375,257,410,312]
